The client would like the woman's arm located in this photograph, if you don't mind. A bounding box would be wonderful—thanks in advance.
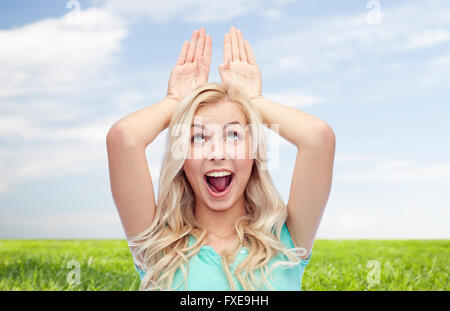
[250,95,335,260]
[249,95,331,148]
[109,96,179,148]
[107,27,212,239]
[106,96,179,238]
[220,26,336,259]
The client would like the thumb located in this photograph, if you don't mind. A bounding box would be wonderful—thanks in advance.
[218,58,230,72]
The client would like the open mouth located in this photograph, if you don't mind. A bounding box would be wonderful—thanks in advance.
[203,173,234,195]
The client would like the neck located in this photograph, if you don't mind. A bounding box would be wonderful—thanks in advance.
[194,196,247,238]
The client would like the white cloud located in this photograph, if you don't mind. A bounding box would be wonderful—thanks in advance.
[0,210,125,239]
[319,158,450,239]
[430,52,450,67]
[335,153,385,163]
[319,205,449,239]
[0,9,131,193]
[255,3,450,75]
[402,29,450,49]
[105,0,260,22]
[371,160,415,170]
[0,179,7,193]
[114,90,145,111]
[0,8,127,97]
[0,113,118,143]
[0,114,114,191]
[264,90,324,108]
[262,9,282,21]
[0,115,32,138]
[274,0,297,5]
[0,143,105,182]
[103,0,300,23]
[335,161,450,182]
[0,113,169,193]
[16,100,92,122]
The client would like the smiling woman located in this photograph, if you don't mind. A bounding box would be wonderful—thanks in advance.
[124,82,310,291]
[106,26,334,291]
[183,98,255,213]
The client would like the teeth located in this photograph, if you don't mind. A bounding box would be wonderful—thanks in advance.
[205,171,232,177]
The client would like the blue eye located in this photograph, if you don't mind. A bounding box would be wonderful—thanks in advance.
[192,133,205,143]
[192,132,239,143]
[227,131,239,141]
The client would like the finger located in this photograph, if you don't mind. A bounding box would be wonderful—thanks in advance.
[237,29,248,63]
[230,26,240,61]
[223,33,231,63]
[245,40,257,65]
[186,29,200,63]
[203,34,212,66]
[176,40,189,65]
[194,27,206,61]
[218,57,230,78]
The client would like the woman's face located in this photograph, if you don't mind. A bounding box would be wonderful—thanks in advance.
[183,100,254,212]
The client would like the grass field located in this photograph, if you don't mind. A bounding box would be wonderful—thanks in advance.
[0,240,448,291]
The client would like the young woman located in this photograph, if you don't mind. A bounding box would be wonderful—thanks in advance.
[106,26,335,291]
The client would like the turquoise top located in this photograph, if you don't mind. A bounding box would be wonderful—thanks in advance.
[133,222,312,290]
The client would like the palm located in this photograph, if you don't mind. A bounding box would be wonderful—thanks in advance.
[219,27,262,100]
[167,28,212,101]
[168,60,209,100]
[219,61,262,99]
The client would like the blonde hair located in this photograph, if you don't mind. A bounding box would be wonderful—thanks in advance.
[129,82,307,290]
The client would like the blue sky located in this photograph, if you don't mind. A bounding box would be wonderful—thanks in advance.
[0,0,449,239]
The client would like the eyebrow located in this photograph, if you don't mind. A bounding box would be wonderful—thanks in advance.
[191,121,243,130]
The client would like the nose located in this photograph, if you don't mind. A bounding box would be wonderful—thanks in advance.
[206,139,226,160]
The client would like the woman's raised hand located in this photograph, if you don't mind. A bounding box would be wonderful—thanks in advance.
[167,28,212,102]
[218,26,262,100]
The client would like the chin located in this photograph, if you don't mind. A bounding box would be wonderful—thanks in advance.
[205,200,234,212]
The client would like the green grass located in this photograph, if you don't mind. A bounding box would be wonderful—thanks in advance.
[0,240,448,291]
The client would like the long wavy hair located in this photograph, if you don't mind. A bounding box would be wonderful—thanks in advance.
[129,82,307,290]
